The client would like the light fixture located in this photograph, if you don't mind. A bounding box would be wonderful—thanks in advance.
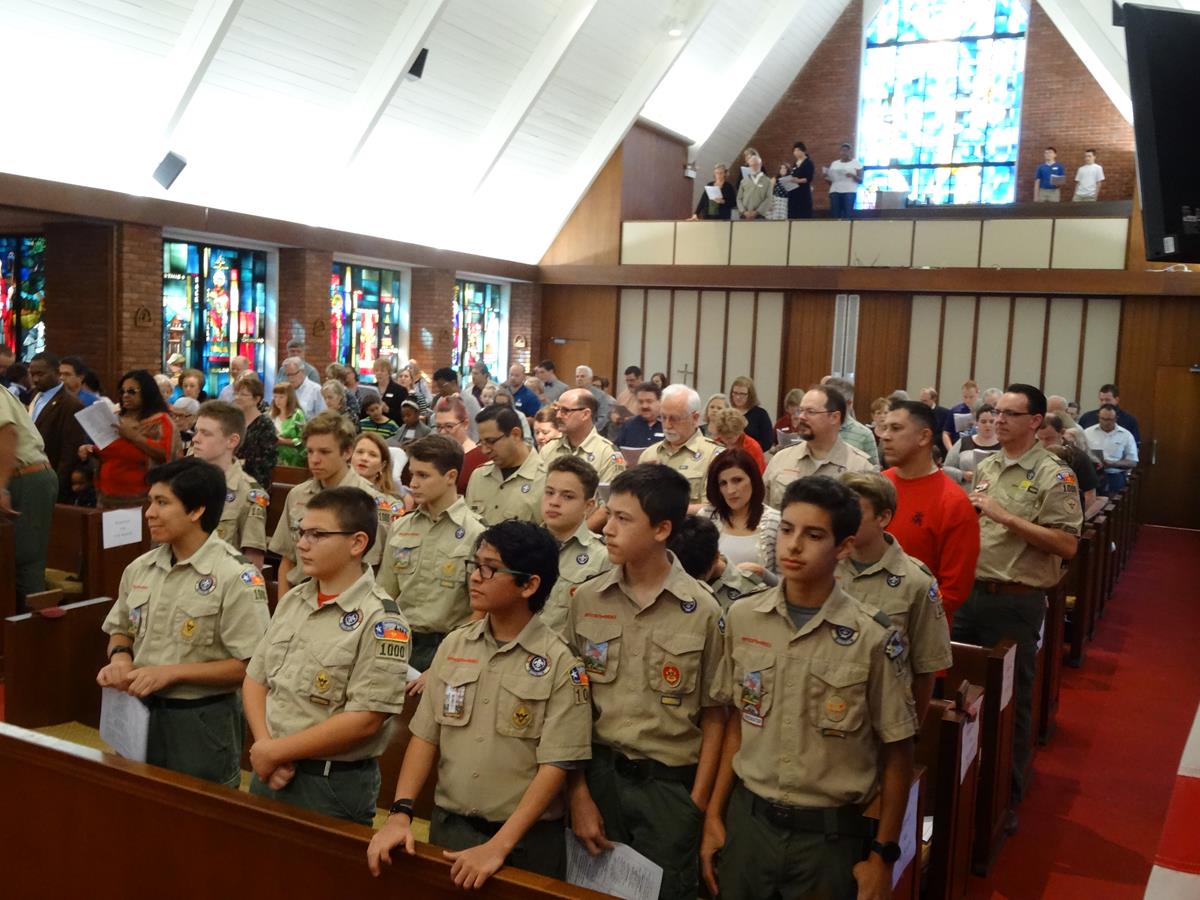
[683,162,697,179]
[152,151,187,190]
[667,22,684,37]
[407,48,428,81]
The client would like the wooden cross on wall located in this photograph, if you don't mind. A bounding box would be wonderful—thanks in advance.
[677,363,695,384]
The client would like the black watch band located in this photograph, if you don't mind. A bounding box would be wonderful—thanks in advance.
[109,645,134,660]
[870,840,901,864]
[388,798,416,819]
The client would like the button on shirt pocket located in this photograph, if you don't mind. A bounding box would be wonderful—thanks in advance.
[300,642,356,707]
[173,597,221,647]
[807,659,869,733]
[434,665,481,727]
[495,673,553,739]
[574,618,622,684]
[647,630,705,695]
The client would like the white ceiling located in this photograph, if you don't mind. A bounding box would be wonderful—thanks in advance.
[1,0,1192,264]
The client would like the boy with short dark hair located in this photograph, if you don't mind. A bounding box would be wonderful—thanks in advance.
[360,396,400,440]
[191,400,269,570]
[700,476,917,900]
[244,486,411,824]
[565,464,726,900]
[669,515,768,611]
[539,456,611,634]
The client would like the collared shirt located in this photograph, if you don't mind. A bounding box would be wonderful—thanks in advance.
[708,564,769,612]
[542,379,569,403]
[565,554,725,767]
[267,467,397,584]
[540,523,611,635]
[30,383,63,423]
[292,378,326,420]
[466,449,547,525]
[836,534,953,675]
[1036,162,1065,189]
[763,438,875,508]
[376,498,485,634]
[839,417,880,466]
[246,569,410,760]
[76,388,99,408]
[510,384,542,416]
[0,386,48,467]
[216,459,269,553]
[972,443,1083,588]
[1083,424,1138,473]
[1077,407,1140,443]
[616,416,664,449]
[102,534,270,700]
[540,429,627,497]
[641,430,725,502]
[409,614,592,822]
[719,584,917,807]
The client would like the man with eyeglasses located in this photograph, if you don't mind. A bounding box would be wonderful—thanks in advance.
[282,355,326,420]
[763,385,875,508]
[217,355,249,402]
[954,383,1081,834]
[641,383,723,511]
[466,406,547,525]
[541,388,626,531]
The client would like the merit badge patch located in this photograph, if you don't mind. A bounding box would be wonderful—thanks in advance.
[583,641,608,675]
[526,654,549,677]
[196,575,216,595]
[885,630,907,661]
[576,553,589,565]
[662,664,682,688]
[241,569,265,586]
[824,694,848,723]
[455,526,465,539]
[886,574,901,588]
[680,598,698,614]
[831,625,858,646]
[339,609,362,632]
[128,607,142,634]
[521,483,532,493]
[225,489,236,504]
[740,671,764,725]
[443,684,466,719]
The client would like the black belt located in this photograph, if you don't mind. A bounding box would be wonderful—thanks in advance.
[743,785,873,839]
[144,693,234,710]
[294,757,375,776]
[442,808,564,840]
[594,744,697,786]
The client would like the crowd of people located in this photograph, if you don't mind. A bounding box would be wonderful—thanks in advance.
[0,337,1141,898]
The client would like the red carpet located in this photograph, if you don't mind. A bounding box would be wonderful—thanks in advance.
[967,526,1200,899]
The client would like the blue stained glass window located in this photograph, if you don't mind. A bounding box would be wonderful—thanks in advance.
[859,0,1028,206]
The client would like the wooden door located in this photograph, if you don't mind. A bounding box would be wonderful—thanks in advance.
[1142,365,1200,528]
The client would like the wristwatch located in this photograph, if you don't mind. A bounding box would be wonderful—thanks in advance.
[870,840,901,864]
[388,798,416,820]
[109,645,134,660]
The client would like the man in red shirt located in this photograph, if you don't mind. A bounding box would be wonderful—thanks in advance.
[880,401,980,621]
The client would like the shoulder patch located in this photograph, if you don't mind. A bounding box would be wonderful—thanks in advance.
[247,489,270,509]
[884,628,907,661]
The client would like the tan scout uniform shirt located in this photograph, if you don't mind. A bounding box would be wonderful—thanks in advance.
[409,615,593,822]
[720,584,917,807]
[466,449,547,525]
[246,568,410,760]
[541,429,627,497]
[267,467,396,584]
[540,523,612,635]
[565,554,725,767]
[972,443,1083,588]
[641,430,725,502]
[376,498,485,634]
[836,534,953,675]
[763,438,876,508]
[102,533,270,700]
[709,563,769,612]
[0,386,48,466]
[216,459,268,553]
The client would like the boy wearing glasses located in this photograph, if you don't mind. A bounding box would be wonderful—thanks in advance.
[538,456,611,634]
[367,520,591,888]
[378,435,485,670]
[244,486,411,824]
[465,405,547,525]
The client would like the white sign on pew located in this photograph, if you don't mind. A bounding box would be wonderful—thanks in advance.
[1000,645,1016,710]
[99,687,149,762]
[102,507,142,549]
[961,715,981,784]
[893,778,920,889]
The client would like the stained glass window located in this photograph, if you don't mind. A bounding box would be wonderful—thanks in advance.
[858,0,1028,205]
[330,263,409,378]
[452,280,505,381]
[0,236,46,360]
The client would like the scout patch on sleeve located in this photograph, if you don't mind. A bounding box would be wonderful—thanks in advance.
[240,569,265,587]
[884,628,908,675]
[717,615,726,634]
[374,620,410,660]
[225,489,237,504]
[247,489,270,510]
[569,664,591,704]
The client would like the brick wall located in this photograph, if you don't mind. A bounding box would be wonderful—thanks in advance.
[409,268,456,375]
[43,222,117,392]
[114,223,164,380]
[277,247,334,375]
[508,282,541,373]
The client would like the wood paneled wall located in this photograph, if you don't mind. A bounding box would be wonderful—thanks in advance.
[540,150,624,267]
[620,123,692,222]
[538,285,619,383]
[855,294,913,410]
[782,294,837,408]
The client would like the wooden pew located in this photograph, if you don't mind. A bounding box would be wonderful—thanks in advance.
[46,504,152,603]
[0,723,604,900]
[1037,575,1068,745]
[272,465,309,485]
[0,519,16,664]
[949,640,1016,877]
[1065,524,1097,668]
[266,482,293,536]
[865,766,925,900]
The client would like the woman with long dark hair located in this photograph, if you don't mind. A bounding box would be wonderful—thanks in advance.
[698,447,780,580]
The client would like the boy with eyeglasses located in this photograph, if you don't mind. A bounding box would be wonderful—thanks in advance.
[378,435,485,670]
[243,486,411,824]
[367,520,591,888]
[465,405,546,525]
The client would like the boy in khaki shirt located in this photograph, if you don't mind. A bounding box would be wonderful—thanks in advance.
[190,400,268,570]
[367,520,592,888]
[565,465,726,900]
[244,487,410,825]
[669,515,770,611]
[701,476,917,900]
[539,456,611,635]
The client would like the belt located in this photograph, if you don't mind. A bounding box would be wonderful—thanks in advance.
[294,757,375,777]
[975,580,1041,595]
[144,692,235,710]
[443,808,564,840]
[743,785,872,839]
[12,462,52,478]
[593,744,697,786]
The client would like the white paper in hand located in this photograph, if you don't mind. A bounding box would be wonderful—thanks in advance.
[565,831,663,899]
[75,402,121,449]
[99,687,150,762]
[705,185,723,201]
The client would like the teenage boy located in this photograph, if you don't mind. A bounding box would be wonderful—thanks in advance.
[700,476,917,900]
[268,411,396,603]
[190,400,269,570]
[669,515,769,611]
[565,465,725,900]
[367,521,592,888]
[244,487,411,824]
[377,435,485,671]
[538,456,611,634]
[838,472,953,723]
[98,458,270,787]
[466,405,546,525]
[360,395,400,440]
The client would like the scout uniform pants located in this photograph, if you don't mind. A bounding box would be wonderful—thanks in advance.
[411,631,446,672]
[9,465,57,606]
[249,758,380,826]
[145,693,242,789]
[430,806,567,880]
[585,745,702,900]
[951,585,1045,803]
[716,784,872,900]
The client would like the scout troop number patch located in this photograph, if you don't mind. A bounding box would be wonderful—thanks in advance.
[569,665,590,704]
[374,620,410,660]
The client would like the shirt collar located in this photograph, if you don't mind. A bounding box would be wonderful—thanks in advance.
[151,532,225,575]
[595,551,693,611]
[38,383,63,403]
[461,614,554,660]
[299,565,377,612]
[844,533,905,579]
[754,583,860,636]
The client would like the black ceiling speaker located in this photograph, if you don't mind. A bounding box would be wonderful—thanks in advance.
[407,48,428,81]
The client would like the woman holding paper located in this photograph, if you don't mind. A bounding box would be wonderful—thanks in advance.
[79,369,175,508]
[942,404,1000,486]
[689,164,737,220]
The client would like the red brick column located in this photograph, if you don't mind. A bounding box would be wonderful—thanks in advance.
[43,222,119,392]
[277,248,335,374]
[409,268,456,374]
[507,282,541,372]
[114,223,164,380]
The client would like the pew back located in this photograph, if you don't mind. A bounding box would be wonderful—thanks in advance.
[46,504,152,601]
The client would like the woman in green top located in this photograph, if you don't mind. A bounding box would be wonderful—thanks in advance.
[270,381,307,467]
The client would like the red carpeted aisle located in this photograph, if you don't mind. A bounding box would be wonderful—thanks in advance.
[967,526,1200,899]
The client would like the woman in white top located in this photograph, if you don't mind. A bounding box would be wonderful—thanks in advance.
[696,446,780,582]
[943,404,1001,485]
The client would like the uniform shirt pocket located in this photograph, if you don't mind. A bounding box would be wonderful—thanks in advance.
[807,659,869,734]
[574,618,622,684]
[434,665,481,727]
[731,648,776,721]
[300,642,356,707]
[264,625,295,679]
[437,543,470,589]
[495,673,553,739]
[173,597,222,647]
[125,588,152,641]
[646,630,706,695]
[391,537,422,579]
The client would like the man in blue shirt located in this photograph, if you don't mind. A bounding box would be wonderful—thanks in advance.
[616,381,664,449]
[1034,147,1065,202]
[506,363,541,416]
[59,356,99,407]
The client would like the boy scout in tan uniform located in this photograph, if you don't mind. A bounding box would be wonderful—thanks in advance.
[667,514,769,613]
[541,521,610,634]
[190,402,269,567]
[245,487,410,826]
[98,459,270,788]
[539,455,611,635]
[708,560,769,611]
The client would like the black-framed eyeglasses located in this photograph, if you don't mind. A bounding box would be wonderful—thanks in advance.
[295,528,356,543]
[464,559,531,581]
[994,410,1032,419]
[478,434,509,447]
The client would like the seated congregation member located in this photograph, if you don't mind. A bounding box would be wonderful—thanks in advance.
[838,472,953,723]
[700,476,916,900]
[642,383,724,512]
[822,376,880,467]
[231,374,277,491]
[352,432,411,511]
[543,387,626,530]
[244,487,410,825]
[565,465,725,900]
[378,436,485,671]
[946,379,980,446]
[172,396,200,454]
[698,447,779,580]
[190,401,269,570]
[435,397,486,495]
[689,163,737,220]
[727,376,774,452]
[1037,414,1098,509]
[368,521,591,887]
[670,515,769,610]
[616,381,664,449]
[97,458,270,787]
[1077,383,1139,441]
[773,388,805,437]
[538,456,611,634]
[491,386,535,445]
[372,357,409,424]
[531,405,561,449]
[701,392,727,436]
[433,366,482,441]
[283,356,325,419]
[359,394,400,440]
[81,369,174,509]
[616,365,642,410]
[466,405,546,525]
[943,403,1000,485]
[763,384,874,508]
[268,411,395,603]
[270,381,308,467]
[388,399,432,446]
[736,153,772,220]
[1083,404,1138,495]
[321,379,357,432]
[707,406,765,473]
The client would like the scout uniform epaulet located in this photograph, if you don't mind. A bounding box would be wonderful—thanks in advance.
[871,609,893,630]
[381,596,401,615]
[234,552,254,565]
